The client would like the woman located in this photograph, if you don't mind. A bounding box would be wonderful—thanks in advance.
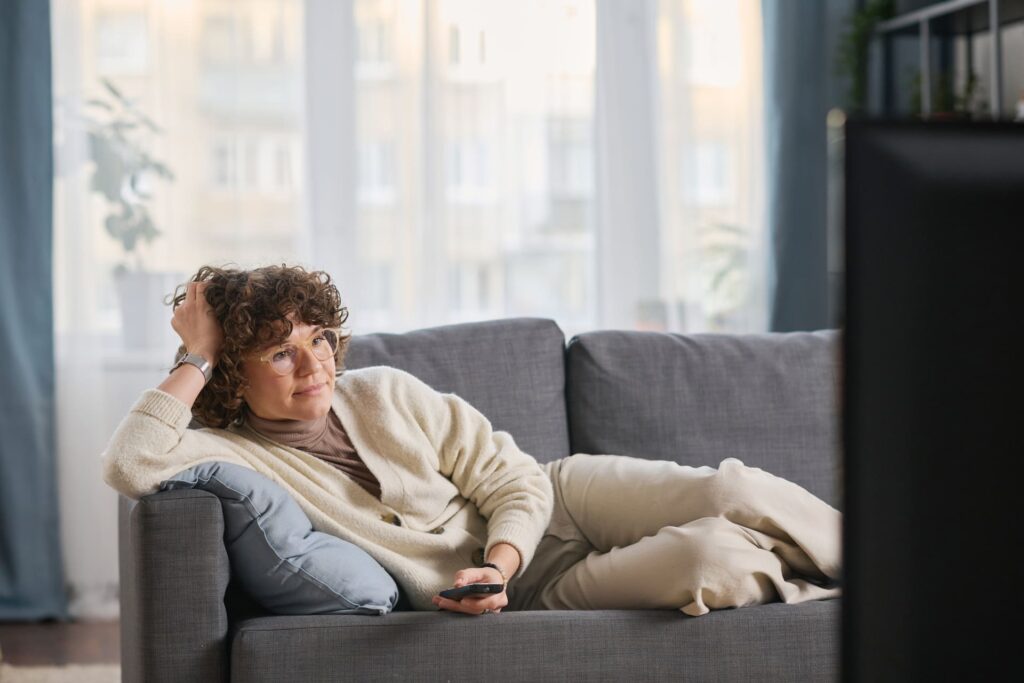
[102,264,841,617]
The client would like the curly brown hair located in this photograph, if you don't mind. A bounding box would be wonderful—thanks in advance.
[169,264,351,428]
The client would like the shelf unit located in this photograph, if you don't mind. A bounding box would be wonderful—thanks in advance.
[873,0,1024,116]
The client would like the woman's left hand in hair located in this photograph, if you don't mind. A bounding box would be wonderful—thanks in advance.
[172,280,224,366]
[431,565,508,615]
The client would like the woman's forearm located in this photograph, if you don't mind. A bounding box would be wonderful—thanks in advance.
[100,388,210,499]
[486,542,521,581]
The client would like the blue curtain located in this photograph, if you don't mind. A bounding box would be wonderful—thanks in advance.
[0,0,68,620]
[763,0,853,331]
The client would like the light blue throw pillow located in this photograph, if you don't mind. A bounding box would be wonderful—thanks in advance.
[160,461,400,616]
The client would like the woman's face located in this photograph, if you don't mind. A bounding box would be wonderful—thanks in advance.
[240,317,337,422]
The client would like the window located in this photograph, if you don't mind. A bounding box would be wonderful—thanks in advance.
[445,139,495,203]
[201,14,237,65]
[658,0,765,332]
[680,0,742,87]
[449,262,493,315]
[444,12,492,79]
[273,141,294,190]
[357,6,394,70]
[365,262,393,311]
[548,118,593,199]
[211,137,238,188]
[95,12,149,76]
[682,141,730,206]
[449,25,461,65]
[358,140,397,204]
[243,139,261,187]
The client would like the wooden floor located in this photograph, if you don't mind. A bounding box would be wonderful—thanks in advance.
[0,620,119,667]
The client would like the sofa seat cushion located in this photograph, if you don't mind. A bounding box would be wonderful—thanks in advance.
[161,461,400,616]
[230,600,839,682]
[566,330,841,508]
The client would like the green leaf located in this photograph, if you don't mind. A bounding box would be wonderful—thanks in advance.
[138,212,161,242]
[835,0,895,114]
[88,134,128,201]
[101,77,125,103]
[137,112,163,134]
[149,161,175,181]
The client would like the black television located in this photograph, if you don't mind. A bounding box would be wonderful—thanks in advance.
[842,120,1022,681]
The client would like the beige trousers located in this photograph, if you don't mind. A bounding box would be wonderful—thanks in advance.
[507,454,842,616]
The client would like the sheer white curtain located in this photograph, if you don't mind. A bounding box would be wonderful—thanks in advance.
[51,0,763,617]
[305,0,598,334]
[655,0,766,332]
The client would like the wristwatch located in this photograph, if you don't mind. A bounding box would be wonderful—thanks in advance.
[171,351,214,385]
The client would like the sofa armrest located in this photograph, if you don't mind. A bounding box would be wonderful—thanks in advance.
[119,489,231,683]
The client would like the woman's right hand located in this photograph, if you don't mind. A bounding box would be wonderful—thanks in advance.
[171,281,224,366]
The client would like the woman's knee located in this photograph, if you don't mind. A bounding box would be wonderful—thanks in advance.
[703,458,773,515]
[658,516,748,568]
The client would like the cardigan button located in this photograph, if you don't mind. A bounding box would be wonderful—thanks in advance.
[472,547,485,565]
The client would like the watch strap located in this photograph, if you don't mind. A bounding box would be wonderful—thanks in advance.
[172,352,213,384]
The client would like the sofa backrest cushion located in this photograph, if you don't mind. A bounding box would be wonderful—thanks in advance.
[566,330,841,508]
[160,461,401,615]
[345,317,570,464]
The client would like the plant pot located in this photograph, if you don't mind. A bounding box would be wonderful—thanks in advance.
[114,270,185,351]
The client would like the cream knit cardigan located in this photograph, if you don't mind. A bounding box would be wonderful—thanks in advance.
[102,366,555,611]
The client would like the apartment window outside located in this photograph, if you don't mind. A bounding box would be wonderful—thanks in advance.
[448,25,460,66]
[201,15,237,65]
[449,262,493,316]
[682,140,730,207]
[211,138,238,189]
[95,12,149,76]
[365,262,393,310]
[657,0,764,332]
[548,118,593,200]
[243,138,261,188]
[358,140,397,204]
[273,140,294,190]
[679,0,742,88]
[445,139,495,204]
[356,5,394,70]
[55,0,760,340]
[347,1,595,329]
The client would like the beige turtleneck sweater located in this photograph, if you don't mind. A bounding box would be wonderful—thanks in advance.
[101,365,554,611]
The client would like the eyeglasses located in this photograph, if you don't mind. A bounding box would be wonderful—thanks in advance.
[255,328,340,376]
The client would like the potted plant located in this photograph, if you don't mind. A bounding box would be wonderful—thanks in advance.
[910,69,985,120]
[835,0,895,115]
[701,221,751,331]
[85,78,181,349]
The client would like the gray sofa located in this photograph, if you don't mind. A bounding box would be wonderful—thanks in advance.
[118,317,841,682]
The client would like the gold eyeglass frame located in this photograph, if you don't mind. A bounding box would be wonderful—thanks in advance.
[253,328,342,375]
